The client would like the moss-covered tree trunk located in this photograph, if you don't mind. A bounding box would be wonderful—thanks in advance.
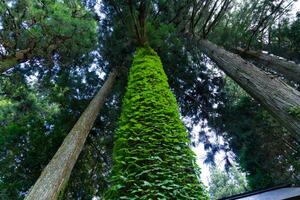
[105,47,207,199]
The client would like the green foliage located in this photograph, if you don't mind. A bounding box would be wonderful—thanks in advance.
[0,76,62,199]
[268,13,300,62]
[209,166,249,200]
[288,106,300,120]
[0,0,97,68]
[146,23,177,50]
[100,0,223,127]
[105,47,207,199]
[1,1,299,198]
[209,77,300,190]
[209,0,295,50]
[0,62,115,199]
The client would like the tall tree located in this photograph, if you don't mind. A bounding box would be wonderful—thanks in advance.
[149,0,300,137]
[0,57,120,199]
[25,70,118,199]
[3,0,218,198]
[208,0,300,83]
[197,39,300,137]
[156,0,300,189]
[154,0,300,135]
[233,47,300,83]
[105,47,207,199]
[3,0,300,198]
[96,0,207,198]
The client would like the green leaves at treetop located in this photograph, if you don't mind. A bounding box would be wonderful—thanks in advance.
[209,166,249,200]
[0,0,97,70]
[0,76,61,198]
[105,47,208,199]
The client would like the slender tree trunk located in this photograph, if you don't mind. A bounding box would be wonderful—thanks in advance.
[25,70,117,200]
[198,39,300,136]
[233,47,300,83]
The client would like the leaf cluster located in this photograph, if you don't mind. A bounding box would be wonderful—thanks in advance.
[0,0,97,68]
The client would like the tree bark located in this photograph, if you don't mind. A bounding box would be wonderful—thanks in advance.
[233,47,300,83]
[24,70,117,200]
[198,39,300,136]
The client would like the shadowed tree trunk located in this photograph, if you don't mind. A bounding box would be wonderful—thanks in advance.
[198,39,300,136]
[233,47,300,83]
[25,70,117,200]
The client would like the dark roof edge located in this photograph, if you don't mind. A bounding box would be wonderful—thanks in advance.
[218,184,294,200]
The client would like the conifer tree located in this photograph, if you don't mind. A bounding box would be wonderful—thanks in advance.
[25,70,117,199]
[233,47,300,83]
[6,0,300,198]
[0,0,97,73]
[105,47,207,199]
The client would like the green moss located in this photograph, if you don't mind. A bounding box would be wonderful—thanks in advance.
[0,99,12,107]
[288,106,300,120]
[105,47,207,199]
[57,179,69,200]
[0,59,18,72]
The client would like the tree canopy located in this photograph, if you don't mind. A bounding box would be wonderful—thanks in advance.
[0,0,97,73]
[0,0,300,199]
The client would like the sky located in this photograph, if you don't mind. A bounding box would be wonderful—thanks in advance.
[191,124,228,187]
[292,1,300,17]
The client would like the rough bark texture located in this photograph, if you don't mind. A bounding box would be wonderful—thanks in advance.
[25,70,117,200]
[199,39,300,136]
[234,47,300,83]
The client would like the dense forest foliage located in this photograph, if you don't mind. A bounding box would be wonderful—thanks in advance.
[0,0,300,199]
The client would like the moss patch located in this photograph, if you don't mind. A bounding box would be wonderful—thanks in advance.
[57,179,69,200]
[105,47,207,199]
[288,106,300,120]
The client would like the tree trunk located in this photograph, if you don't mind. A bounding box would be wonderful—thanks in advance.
[105,47,207,199]
[25,70,117,200]
[233,47,300,83]
[198,39,300,136]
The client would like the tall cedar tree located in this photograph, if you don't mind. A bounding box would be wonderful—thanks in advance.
[24,71,117,200]
[3,0,300,197]
[105,47,207,199]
